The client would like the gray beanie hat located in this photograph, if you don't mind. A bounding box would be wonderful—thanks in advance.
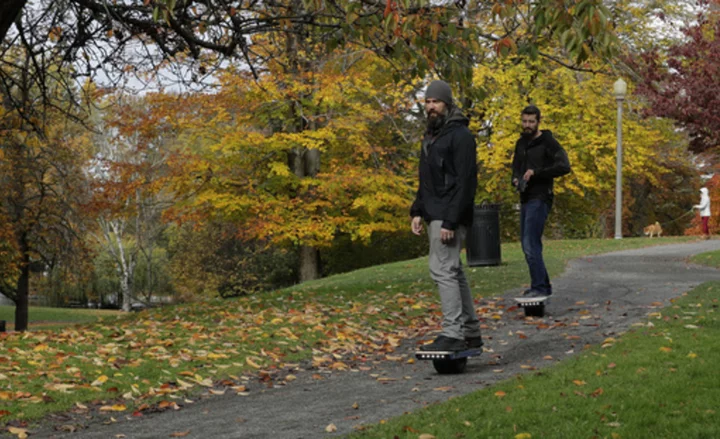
[425,80,453,105]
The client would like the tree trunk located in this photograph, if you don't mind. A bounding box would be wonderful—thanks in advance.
[290,147,322,282]
[14,232,30,332]
[108,220,135,312]
[284,16,322,284]
[119,270,132,312]
[0,0,25,43]
[299,245,320,282]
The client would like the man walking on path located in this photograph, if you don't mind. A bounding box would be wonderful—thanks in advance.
[410,80,483,352]
[511,105,571,298]
[694,187,712,239]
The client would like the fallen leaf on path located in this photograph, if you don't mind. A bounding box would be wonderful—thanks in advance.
[7,427,28,439]
[158,401,180,410]
[325,423,337,432]
[433,386,453,392]
[169,432,190,437]
[100,404,126,412]
[352,402,359,409]
[573,380,587,386]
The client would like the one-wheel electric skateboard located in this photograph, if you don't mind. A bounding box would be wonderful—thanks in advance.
[514,295,550,317]
[414,348,482,374]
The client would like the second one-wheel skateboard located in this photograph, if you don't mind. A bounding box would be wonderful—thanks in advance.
[414,348,482,374]
[514,295,550,317]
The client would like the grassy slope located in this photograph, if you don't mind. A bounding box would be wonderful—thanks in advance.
[0,236,701,426]
[351,282,720,439]
[351,243,720,438]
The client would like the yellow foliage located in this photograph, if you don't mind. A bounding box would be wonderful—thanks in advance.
[472,57,685,235]
[165,46,416,248]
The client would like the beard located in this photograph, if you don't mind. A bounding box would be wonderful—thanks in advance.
[426,111,446,135]
[521,127,538,138]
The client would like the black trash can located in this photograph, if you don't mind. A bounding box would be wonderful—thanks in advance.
[466,203,501,266]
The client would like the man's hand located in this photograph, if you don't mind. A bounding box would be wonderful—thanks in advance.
[411,216,423,236]
[512,177,518,187]
[523,169,535,181]
[440,227,455,243]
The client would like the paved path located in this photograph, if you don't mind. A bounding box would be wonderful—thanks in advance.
[35,240,720,438]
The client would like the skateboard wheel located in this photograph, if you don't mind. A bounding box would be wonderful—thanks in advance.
[524,304,545,317]
[432,357,467,374]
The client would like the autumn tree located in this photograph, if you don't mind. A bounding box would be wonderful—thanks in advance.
[155,44,419,283]
[631,7,720,154]
[0,51,94,330]
[0,0,622,138]
[88,96,176,311]
[471,57,698,238]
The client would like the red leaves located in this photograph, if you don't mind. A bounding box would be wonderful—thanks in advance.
[631,15,720,153]
[383,0,396,18]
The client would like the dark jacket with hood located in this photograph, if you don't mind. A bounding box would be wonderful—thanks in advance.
[511,129,571,205]
[410,107,477,230]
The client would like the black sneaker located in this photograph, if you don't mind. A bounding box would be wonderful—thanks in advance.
[523,289,550,298]
[419,335,466,352]
[465,336,484,349]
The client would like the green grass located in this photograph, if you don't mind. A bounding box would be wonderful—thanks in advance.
[690,249,720,269]
[0,306,121,330]
[0,236,700,426]
[350,282,720,439]
[284,236,696,301]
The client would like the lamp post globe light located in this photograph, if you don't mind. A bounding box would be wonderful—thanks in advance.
[613,78,627,240]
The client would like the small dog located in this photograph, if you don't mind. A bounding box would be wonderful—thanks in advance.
[643,221,663,238]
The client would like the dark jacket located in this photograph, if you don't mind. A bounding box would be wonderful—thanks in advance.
[511,130,571,204]
[410,107,477,230]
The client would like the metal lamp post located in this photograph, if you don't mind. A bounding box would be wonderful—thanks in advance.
[613,78,627,240]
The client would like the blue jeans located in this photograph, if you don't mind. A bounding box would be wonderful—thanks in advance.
[520,198,552,294]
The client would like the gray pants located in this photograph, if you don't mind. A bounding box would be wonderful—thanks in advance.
[428,220,482,340]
